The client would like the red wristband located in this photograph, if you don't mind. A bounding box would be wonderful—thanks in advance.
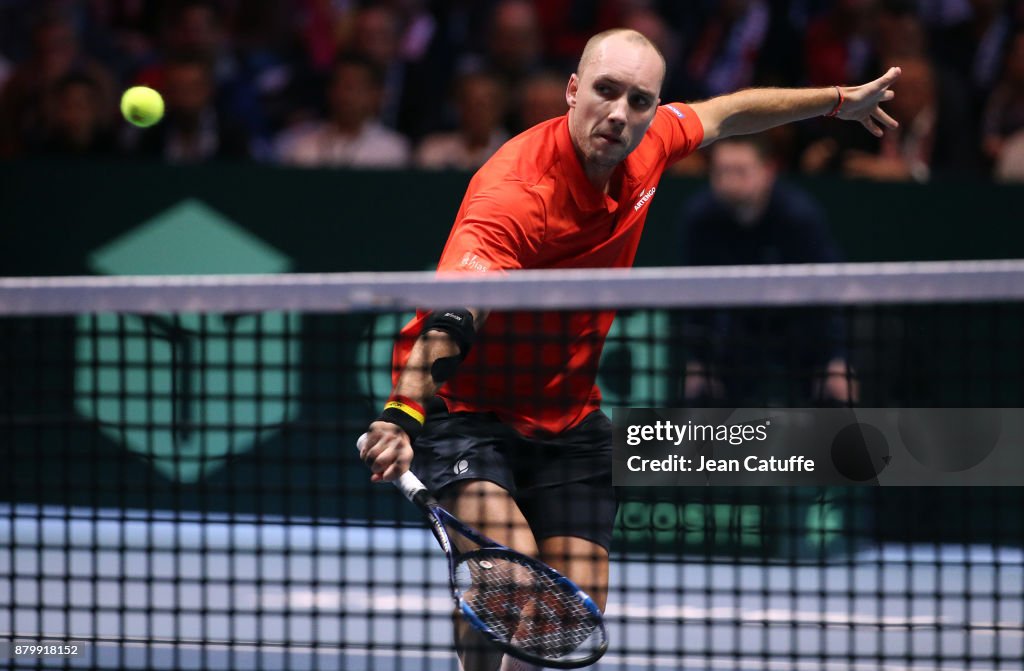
[825,85,845,118]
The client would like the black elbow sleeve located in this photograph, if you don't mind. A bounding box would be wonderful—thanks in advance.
[421,309,476,357]
[422,309,477,384]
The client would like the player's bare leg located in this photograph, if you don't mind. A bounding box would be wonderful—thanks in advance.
[493,536,608,671]
[539,535,610,612]
[441,480,539,671]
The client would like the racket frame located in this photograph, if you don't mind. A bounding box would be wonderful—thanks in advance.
[372,445,609,668]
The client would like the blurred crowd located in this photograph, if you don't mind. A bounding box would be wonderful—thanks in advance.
[1,0,1023,182]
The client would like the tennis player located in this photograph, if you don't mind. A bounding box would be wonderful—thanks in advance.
[361,28,900,671]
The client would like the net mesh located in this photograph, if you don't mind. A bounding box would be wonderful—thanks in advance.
[1,264,1023,670]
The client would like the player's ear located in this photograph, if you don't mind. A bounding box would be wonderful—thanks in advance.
[566,74,579,108]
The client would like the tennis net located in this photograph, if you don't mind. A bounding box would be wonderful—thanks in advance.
[2,261,1023,670]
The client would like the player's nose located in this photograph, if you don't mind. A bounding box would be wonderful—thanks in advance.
[607,96,628,126]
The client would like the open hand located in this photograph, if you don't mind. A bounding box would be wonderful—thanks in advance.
[837,67,901,138]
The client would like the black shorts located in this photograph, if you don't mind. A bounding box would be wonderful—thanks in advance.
[411,404,617,551]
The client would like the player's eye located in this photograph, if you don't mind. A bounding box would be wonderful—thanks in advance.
[630,95,652,110]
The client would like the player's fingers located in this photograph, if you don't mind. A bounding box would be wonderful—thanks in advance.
[360,423,398,459]
[372,450,394,474]
[358,433,378,460]
[873,107,898,129]
[862,117,883,138]
[362,434,397,469]
[379,458,411,482]
[371,439,412,475]
[875,66,901,88]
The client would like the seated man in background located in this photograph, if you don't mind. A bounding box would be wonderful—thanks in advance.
[275,53,410,168]
[677,134,857,406]
[38,72,118,157]
[130,53,251,163]
[415,71,509,170]
[517,71,568,132]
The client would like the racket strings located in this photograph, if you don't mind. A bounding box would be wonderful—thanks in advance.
[457,555,602,659]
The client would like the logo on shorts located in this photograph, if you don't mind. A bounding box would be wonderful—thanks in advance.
[453,459,470,475]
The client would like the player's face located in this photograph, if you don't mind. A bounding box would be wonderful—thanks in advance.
[567,37,663,170]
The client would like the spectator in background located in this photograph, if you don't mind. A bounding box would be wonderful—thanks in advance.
[620,5,679,84]
[0,10,116,157]
[802,56,978,180]
[618,3,684,100]
[37,72,117,157]
[228,0,318,140]
[84,0,163,80]
[916,0,974,28]
[485,0,545,84]
[519,70,568,130]
[676,0,776,100]
[670,0,801,173]
[293,0,356,75]
[130,54,251,163]
[134,0,266,146]
[994,131,1024,181]
[347,3,405,129]
[874,0,929,62]
[384,0,451,139]
[415,71,508,170]
[275,53,410,168]
[931,0,1013,97]
[982,30,1024,172]
[804,0,878,88]
[460,0,546,131]
[531,0,622,70]
[677,135,857,407]
[0,53,10,94]
[344,1,448,140]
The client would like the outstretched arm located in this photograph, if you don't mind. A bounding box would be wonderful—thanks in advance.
[691,67,902,147]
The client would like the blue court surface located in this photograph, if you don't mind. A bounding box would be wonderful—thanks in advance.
[2,505,1021,670]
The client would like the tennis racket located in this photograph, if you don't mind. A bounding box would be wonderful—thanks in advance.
[356,434,608,669]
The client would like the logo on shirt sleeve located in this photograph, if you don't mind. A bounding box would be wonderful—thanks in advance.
[634,187,657,212]
[459,252,490,272]
[664,104,685,118]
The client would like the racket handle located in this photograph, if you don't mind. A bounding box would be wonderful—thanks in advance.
[356,432,429,503]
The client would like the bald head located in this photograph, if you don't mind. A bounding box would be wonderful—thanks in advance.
[577,29,666,89]
[567,29,666,183]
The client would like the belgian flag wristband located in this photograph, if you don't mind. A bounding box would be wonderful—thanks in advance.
[377,395,426,442]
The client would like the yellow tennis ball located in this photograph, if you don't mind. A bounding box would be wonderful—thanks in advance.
[120,86,164,128]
